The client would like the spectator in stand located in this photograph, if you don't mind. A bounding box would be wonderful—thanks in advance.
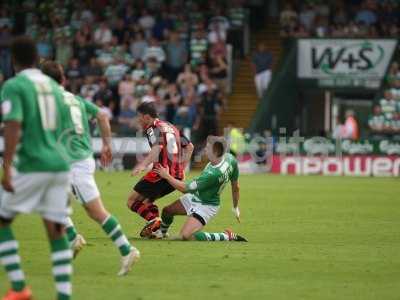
[190,29,208,66]
[55,34,73,68]
[380,90,397,119]
[36,29,53,59]
[164,31,187,82]
[143,37,165,69]
[342,110,360,140]
[94,78,115,114]
[129,31,148,61]
[163,83,182,123]
[369,105,387,133]
[83,57,103,79]
[355,2,377,26]
[104,57,129,90]
[299,4,316,31]
[228,0,248,58]
[65,58,83,94]
[208,22,227,45]
[252,42,273,99]
[173,106,192,133]
[138,9,155,39]
[95,98,114,121]
[113,18,130,45]
[209,52,228,107]
[80,76,100,102]
[196,80,222,143]
[118,100,137,136]
[96,43,115,68]
[280,3,297,36]
[94,21,113,46]
[74,38,95,67]
[177,63,199,93]
[152,10,173,40]
[118,73,136,110]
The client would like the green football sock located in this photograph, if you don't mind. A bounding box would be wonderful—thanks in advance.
[50,236,72,300]
[65,217,77,243]
[102,215,132,256]
[0,227,26,291]
[193,231,230,241]
[160,211,174,234]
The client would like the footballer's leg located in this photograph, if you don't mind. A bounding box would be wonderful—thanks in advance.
[83,197,140,276]
[156,200,187,238]
[43,219,73,300]
[180,217,204,241]
[72,157,140,275]
[129,179,175,237]
[0,217,32,300]
[65,217,86,259]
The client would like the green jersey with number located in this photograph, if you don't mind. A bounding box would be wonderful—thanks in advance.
[185,153,239,206]
[59,87,100,162]
[0,69,70,172]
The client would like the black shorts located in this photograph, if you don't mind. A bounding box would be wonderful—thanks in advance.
[133,179,175,201]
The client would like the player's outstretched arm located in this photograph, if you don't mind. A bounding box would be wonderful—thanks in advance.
[231,180,241,223]
[96,110,113,167]
[2,121,21,192]
[154,165,187,193]
[131,145,161,176]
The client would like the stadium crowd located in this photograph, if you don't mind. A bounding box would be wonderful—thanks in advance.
[280,0,400,38]
[0,0,249,141]
[369,59,400,137]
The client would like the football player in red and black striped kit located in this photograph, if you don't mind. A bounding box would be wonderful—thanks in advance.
[127,102,194,237]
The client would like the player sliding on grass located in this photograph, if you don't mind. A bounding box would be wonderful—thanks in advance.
[153,136,247,242]
[41,61,140,276]
[127,102,193,238]
[0,37,73,300]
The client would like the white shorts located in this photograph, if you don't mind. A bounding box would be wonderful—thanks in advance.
[0,170,71,224]
[71,157,100,204]
[180,194,219,225]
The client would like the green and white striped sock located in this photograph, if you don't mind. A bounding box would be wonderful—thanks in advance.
[50,236,73,300]
[0,227,26,291]
[65,217,77,243]
[193,232,230,241]
[102,215,132,256]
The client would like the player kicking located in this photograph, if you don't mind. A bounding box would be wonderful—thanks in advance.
[0,37,73,300]
[154,136,247,242]
[127,102,193,238]
[41,61,139,276]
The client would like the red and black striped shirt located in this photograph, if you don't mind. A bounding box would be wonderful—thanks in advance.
[143,119,190,182]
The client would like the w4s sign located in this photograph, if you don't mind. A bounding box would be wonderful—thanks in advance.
[298,39,397,80]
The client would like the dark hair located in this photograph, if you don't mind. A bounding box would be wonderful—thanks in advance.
[41,60,63,84]
[137,102,158,118]
[11,36,38,68]
[213,140,225,158]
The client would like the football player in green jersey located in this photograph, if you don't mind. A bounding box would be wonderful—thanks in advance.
[0,36,73,300]
[154,136,247,242]
[41,61,140,276]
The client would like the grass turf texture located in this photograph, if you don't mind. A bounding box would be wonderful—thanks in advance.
[1,172,400,300]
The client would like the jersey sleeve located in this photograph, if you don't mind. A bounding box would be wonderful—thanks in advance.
[180,132,191,148]
[185,170,218,193]
[1,81,23,122]
[146,126,161,148]
[81,97,100,119]
[230,157,239,182]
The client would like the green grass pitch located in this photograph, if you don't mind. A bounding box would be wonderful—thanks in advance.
[1,172,400,300]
